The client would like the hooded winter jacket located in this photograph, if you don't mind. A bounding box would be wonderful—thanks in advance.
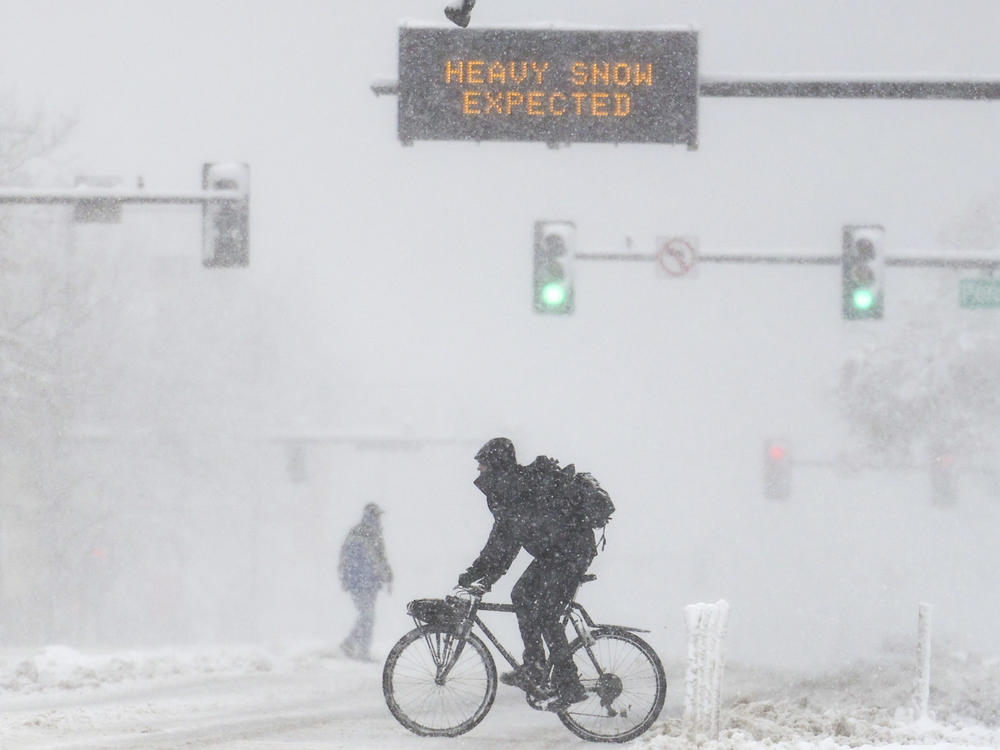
[461,449,596,588]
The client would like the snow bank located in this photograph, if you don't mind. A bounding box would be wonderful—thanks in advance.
[0,642,331,694]
[643,648,999,750]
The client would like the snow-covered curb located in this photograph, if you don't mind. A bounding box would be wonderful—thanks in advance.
[0,642,335,694]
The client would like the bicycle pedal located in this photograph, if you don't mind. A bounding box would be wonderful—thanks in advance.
[524,685,557,710]
[538,695,579,713]
[528,685,554,700]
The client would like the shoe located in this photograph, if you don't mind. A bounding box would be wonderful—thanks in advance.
[545,681,588,711]
[339,643,376,662]
[499,664,542,692]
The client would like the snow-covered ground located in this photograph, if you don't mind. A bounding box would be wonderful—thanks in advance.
[642,645,1000,750]
[0,640,996,749]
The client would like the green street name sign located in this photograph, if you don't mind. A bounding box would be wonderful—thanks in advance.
[960,278,1000,308]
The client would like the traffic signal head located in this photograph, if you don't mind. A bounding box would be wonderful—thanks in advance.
[202,162,250,268]
[842,225,885,319]
[930,451,957,505]
[763,438,791,500]
[533,220,575,314]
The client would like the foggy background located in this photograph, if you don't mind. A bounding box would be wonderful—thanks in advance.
[0,0,998,672]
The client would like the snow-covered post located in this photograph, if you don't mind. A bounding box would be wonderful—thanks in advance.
[913,602,932,720]
[708,602,729,737]
[683,605,704,736]
[683,600,730,740]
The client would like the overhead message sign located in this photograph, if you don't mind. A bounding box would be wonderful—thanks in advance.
[397,26,699,146]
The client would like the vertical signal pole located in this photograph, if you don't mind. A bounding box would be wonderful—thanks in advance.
[913,602,932,720]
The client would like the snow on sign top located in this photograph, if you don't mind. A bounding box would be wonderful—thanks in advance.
[397,27,699,146]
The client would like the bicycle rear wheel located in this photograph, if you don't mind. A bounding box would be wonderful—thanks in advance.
[383,624,497,737]
[558,629,667,743]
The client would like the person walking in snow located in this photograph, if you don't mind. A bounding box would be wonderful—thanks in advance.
[338,503,393,661]
[457,437,596,710]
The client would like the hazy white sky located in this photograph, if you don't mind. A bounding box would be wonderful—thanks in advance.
[1,1,999,666]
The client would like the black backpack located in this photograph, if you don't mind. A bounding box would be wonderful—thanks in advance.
[526,456,615,541]
[564,469,615,530]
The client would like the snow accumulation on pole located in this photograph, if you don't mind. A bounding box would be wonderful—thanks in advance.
[683,600,730,741]
[709,601,730,738]
[914,602,933,721]
[683,604,702,737]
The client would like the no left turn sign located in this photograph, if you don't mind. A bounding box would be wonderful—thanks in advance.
[656,236,698,276]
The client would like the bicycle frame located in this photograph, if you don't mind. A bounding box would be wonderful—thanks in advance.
[451,596,651,680]
[471,602,523,670]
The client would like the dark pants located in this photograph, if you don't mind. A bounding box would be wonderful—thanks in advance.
[511,554,593,689]
[342,587,377,659]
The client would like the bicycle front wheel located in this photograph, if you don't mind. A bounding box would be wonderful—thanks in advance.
[559,628,667,743]
[383,624,497,737]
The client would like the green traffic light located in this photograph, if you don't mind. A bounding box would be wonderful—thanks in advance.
[852,287,875,310]
[541,281,568,308]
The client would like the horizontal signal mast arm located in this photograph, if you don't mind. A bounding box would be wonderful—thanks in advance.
[696,253,1000,268]
[699,78,1000,99]
[0,188,245,205]
[574,252,1000,269]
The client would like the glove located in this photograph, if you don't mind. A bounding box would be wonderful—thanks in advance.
[457,571,478,588]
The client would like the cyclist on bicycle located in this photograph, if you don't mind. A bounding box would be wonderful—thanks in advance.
[457,437,595,709]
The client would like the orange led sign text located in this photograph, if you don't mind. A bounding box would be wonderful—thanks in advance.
[397,27,698,146]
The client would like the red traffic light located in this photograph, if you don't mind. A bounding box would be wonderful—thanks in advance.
[763,439,791,500]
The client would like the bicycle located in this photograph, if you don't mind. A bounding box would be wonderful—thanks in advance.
[382,574,667,743]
